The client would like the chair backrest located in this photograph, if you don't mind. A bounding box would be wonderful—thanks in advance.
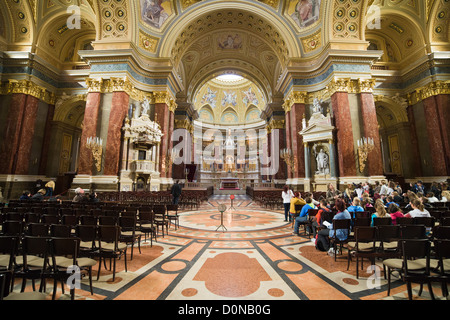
[27,223,50,237]
[400,225,427,239]
[62,215,79,226]
[24,212,40,224]
[355,211,371,219]
[397,217,414,226]
[118,216,136,231]
[41,214,60,225]
[152,205,166,215]
[2,221,24,236]
[48,237,80,265]
[433,239,450,275]
[401,239,431,273]
[79,215,97,226]
[98,215,117,226]
[432,226,450,240]
[333,218,351,231]
[0,236,18,270]
[377,225,401,242]
[440,217,450,227]
[138,211,154,224]
[166,205,178,213]
[307,209,319,217]
[75,225,97,242]
[5,212,23,222]
[354,217,371,227]
[413,217,435,228]
[354,226,377,244]
[373,217,392,226]
[50,224,72,238]
[21,236,50,260]
[294,204,303,213]
[98,225,120,247]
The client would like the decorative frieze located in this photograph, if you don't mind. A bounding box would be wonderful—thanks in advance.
[407,80,450,105]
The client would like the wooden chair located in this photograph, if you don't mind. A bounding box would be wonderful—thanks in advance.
[347,226,377,279]
[432,239,450,299]
[166,205,180,230]
[96,225,127,282]
[153,206,168,237]
[138,210,156,246]
[118,216,142,260]
[329,219,352,262]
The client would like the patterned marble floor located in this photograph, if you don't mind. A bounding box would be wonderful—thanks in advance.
[15,196,447,302]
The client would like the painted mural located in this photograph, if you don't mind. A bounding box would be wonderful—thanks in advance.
[288,0,321,29]
[140,0,172,29]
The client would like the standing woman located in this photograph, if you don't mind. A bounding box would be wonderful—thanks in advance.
[282,185,294,222]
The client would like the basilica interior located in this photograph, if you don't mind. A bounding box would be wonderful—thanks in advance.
[0,0,449,199]
[0,0,449,302]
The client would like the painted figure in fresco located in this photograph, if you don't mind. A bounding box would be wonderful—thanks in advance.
[141,0,169,29]
[201,87,217,108]
[218,34,242,49]
[291,0,320,28]
[222,91,237,107]
[243,87,259,106]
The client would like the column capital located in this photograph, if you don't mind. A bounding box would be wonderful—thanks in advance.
[407,80,450,105]
[3,79,56,105]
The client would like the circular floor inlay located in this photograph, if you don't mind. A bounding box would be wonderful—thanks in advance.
[161,261,186,272]
[277,261,303,272]
[182,288,198,297]
[179,209,287,232]
[342,278,359,285]
[268,288,284,297]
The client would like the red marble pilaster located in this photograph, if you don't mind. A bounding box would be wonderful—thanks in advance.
[423,96,448,176]
[103,92,130,176]
[406,105,423,177]
[275,128,286,180]
[289,103,305,178]
[360,93,383,176]
[78,92,101,175]
[167,110,175,179]
[331,92,357,177]
[155,103,170,176]
[436,95,450,175]
[39,104,55,175]
[14,95,39,175]
[0,93,27,174]
[284,110,292,179]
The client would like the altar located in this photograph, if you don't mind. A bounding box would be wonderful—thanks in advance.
[220,178,240,190]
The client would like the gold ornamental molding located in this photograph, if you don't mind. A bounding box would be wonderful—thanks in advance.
[85,77,177,112]
[174,119,194,134]
[283,78,376,111]
[266,119,285,134]
[2,79,56,105]
[407,80,450,105]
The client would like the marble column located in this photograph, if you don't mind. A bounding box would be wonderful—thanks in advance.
[104,91,130,176]
[275,128,286,180]
[39,104,55,175]
[289,103,306,178]
[331,92,357,177]
[78,92,102,175]
[304,143,311,179]
[167,109,175,179]
[14,95,40,175]
[284,110,292,179]
[360,93,383,176]
[406,105,423,177]
[0,93,27,174]
[155,103,170,177]
[423,96,448,176]
[436,94,450,175]
[328,140,337,178]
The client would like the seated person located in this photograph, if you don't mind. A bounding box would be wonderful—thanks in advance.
[293,197,316,236]
[289,192,306,222]
[19,190,31,201]
[347,197,364,218]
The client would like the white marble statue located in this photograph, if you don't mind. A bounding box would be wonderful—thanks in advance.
[141,97,151,117]
[316,148,329,174]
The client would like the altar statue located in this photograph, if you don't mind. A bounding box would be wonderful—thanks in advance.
[316,149,329,174]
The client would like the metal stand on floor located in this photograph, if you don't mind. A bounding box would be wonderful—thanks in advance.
[216,204,227,233]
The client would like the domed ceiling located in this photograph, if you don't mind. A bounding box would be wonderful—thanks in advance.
[194,75,266,126]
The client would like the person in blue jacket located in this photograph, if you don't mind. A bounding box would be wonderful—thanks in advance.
[293,197,316,236]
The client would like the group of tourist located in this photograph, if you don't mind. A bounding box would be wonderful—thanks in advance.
[283,179,448,256]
